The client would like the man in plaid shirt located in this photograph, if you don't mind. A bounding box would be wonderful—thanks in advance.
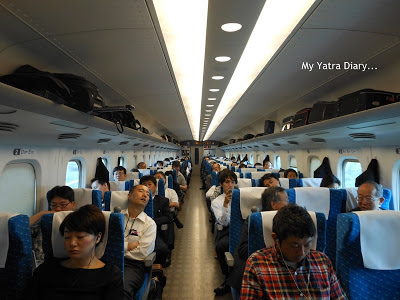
[241,204,347,299]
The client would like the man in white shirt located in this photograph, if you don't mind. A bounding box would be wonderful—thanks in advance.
[211,169,238,296]
[122,184,157,300]
[172,160,187,191]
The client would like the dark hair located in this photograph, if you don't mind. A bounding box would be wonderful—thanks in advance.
[260,173,280,187]
[47,186,75,204]
[239,163,246,169]
[137,162,146,169]
[113,166,126,174]
[90,178,110,191]
[156,161,164,166]
[230,156,236,161]
[273,204,316,241]
[360,181,383,198]
[254,163,262,167]
[172,161,180,168]
[284,169,298,178]
[130,168,139,172]
[164,170,173,178]
[320,174,341,188]
[164,158,170,162]
[218,169,238,185]
[59,205,105,246]
[262,186,286,211]
[155,171,166,179]
[139,175,157,186]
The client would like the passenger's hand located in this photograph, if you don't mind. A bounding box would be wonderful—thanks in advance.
[127,241,140,251]
[224,190,232,207]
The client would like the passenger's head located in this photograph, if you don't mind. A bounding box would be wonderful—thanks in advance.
[154,171,166,181]
[272,204,316,263]
[231,162,238,167]
[90,178,110,199]
[212,163,221,173]
[59,205,105,256]
[231,156,236,162]
[239,163,246,169]
[48,186,76,212]
[113,166,127,181]
[128,185,150,210]
[164,158,170,162]
[204,157,210,161]
[218,169,238,194]
[262,187,289,211]
[357,181,384,211]
[284,169,298,179]
[156,161,164,167]
[172,161,180,170]
[137,162,147,169]
[139,175,157,195]
[320,174,341,189]
[254,163,262,168]
[263,161,273,169]
[260,173,280,188]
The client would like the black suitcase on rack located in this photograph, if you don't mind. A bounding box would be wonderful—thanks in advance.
[308,101,338,123]
[281,115,294,131]
[293,108,312,128]
[337,89,399,117]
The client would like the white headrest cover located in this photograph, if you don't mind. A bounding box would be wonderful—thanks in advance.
[237,178,252,188]
[109,181,126,191]
[354,210,400,270]
[295,187,330,220]
[261,211,318,250]
[240,168,256,174]
[280,178,290,189]
[235,172,240,178]
[110,191,130,211]
[239,187,267,219]
[52,211,110,259]
[301,178,323,187]
[125,172,139,180]
[250,172,270,180]
[73,188,94,209]
[138,169,150,176]
[345,187,359,212]
[0,213,18,267]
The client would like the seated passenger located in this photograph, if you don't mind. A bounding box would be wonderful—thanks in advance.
[123,185,156,299]
[241,204,347,299]
[172,161,188,191]
[284,168,298,179]
[320,173,341,188]
[32,204,123,300]
[352,181,385,211]
[30,186,76,266]
[154,171,184,229]
[113,166,127,181]
[91,178,110,200]
[156,161,164,168]
[263,155,273,169]
[140,176,173,266]
[253,162,262,168]
[211,169,238,296]
[137,162,147,169]
[260,173,280,187]
[205,163,221,192]
[228,187,289,291]
[231,162,238,167]
[239,163,246,169]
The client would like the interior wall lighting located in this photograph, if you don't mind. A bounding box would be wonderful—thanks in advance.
[204,0,316,140]
[209,89,220,92]
[208,98,217,100]
[221,23,242,32]
[206,104,215,107]
[212,76,224,80]
[153,0,208,140]
[215,56,231,62]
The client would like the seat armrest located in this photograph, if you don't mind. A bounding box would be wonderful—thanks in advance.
[144,252,156,267]
[225,252,234,267]
[161,224,168,231]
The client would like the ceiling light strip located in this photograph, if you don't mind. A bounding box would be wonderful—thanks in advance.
[204,0,316,140]
[153,0,208,140]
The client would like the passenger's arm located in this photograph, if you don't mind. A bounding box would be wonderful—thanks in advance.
[211,196,230,227]
[155,199,173,226]
[29,211,54,226]
[124,221,156,260]
[329,260,348,299]
[180,185,188,191]
[240,261,264,300]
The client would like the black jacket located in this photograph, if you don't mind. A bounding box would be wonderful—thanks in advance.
[153,195,173,229]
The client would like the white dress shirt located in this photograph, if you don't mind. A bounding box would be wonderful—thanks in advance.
[122,209,156,261]
[211,193,231,227]
[165,188,179,204]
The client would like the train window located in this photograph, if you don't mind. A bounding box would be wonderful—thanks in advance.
[309,157,321,178]
[101,157,108,169]
[342,159,362,188]
[0,163,36,216]
[118,156,125,167]
[250,154,254,164]
[256,154,260,163]
[65,160,81,188]
[133,155,137,168]
[289,156,297,169]
[275,155,281,169]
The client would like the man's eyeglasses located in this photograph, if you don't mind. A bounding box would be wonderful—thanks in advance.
[356,196,378,204]
[50,202,71,209]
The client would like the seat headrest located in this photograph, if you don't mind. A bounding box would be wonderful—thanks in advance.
[280,178,290,189]
[110,191,130,211]
[239,187,267,219]
[73,188,95,209]
[237,178,252,188]
[0,213,18,267]
[125,172,139,180]
[294,187,330,219]
[301,178,323,187]
[109,181,127,191]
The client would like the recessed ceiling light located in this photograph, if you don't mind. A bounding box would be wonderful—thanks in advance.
[209,89,219,92]
[205,110,212,112]
[221,23,242,32]
[206,104,214,107]
[204,118,210,120]
[205,114,211,116]
[212,75,224,80]
[208,98,217,100]
[215,56,231,62]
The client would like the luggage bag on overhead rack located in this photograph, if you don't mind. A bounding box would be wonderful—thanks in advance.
[308,101,338,123]
[293,108,312,128]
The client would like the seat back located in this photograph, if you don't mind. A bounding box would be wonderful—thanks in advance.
[229,187,266,254]
[104,191,153,218]
[47,188,102,210]
[211,171,219,186]
[298,178,323,187]
[237,178,254,188]
[126,172,140,180]
[245,170,281,180]
[336,212,400,299]
[285,188,346,265]
[109,181,130,191]
[248,211,326,257]
[0,213,32,299]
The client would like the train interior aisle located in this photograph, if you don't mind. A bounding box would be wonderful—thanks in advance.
[162,165,232,300]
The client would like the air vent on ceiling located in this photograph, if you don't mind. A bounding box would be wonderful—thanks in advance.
[155,146,160,149]
[119,141,129,145]
[143,144,149,147]
[349,133,376,141]
[150,145,155,148]
[97,138,111,144]
[272,143,281,147]
[0,122,19,132]
[306,131,330,136]
[58,133,81,140]
[51,120,88,130]
[311,138,326,143]
[261,144,268,147]
[287,141,299,145]
[133,143,141,146]
[100,131,119,136]
[247,146,253,149]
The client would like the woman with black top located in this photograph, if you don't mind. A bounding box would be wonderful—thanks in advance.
[32,205,123,300]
